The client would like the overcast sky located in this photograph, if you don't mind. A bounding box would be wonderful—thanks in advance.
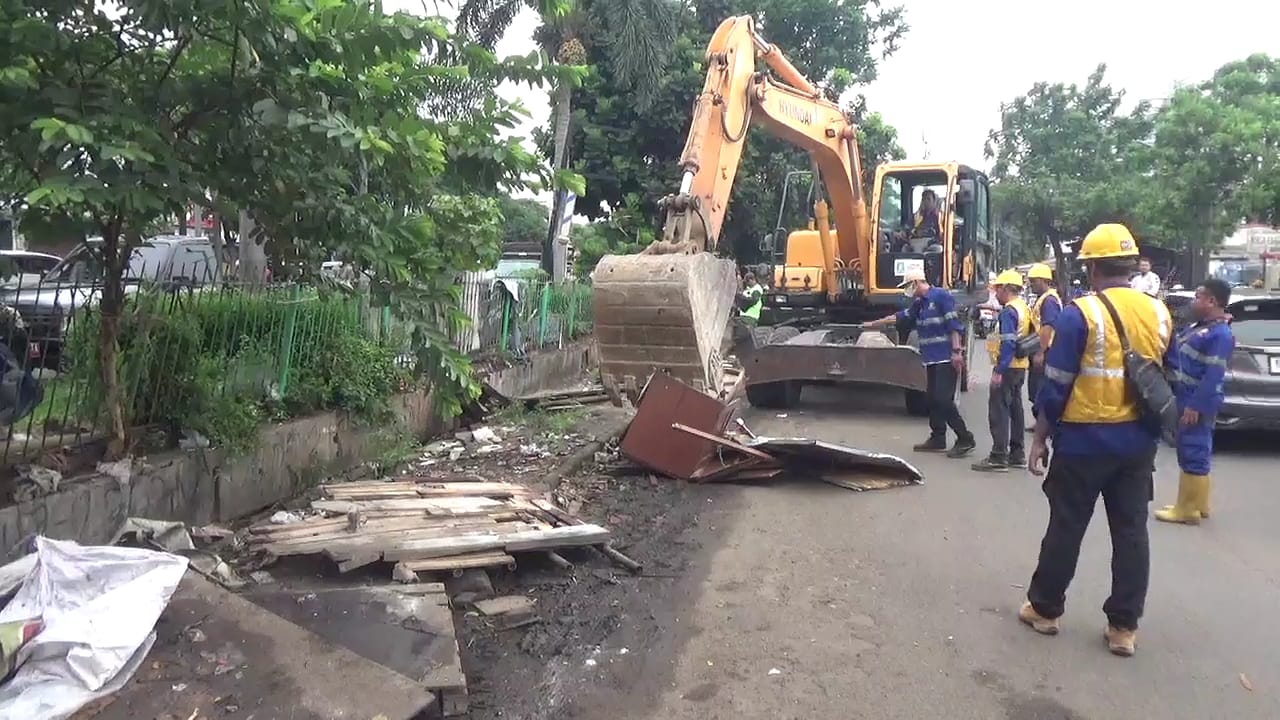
[394,1,1278,198]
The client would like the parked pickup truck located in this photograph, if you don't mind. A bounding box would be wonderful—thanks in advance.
[0,235,222,367]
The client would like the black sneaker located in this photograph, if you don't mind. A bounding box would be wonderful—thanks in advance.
[972,456,1010,473]
[946,436,977,458]
[1008,454,1028,469]
[913,437,948,453]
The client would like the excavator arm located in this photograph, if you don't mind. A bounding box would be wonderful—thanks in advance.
[592,15,872,405]
[650,15,870,297]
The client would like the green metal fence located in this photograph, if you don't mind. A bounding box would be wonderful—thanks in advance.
[2,275,596,468]
[459,275,594,356]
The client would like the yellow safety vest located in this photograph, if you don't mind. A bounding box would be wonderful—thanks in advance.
[1031,289,1061,347]
[987,297,1031,369]
[742,285,763,320]
[1061,288,1172,424]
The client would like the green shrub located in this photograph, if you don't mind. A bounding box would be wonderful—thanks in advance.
[58,284,405,451]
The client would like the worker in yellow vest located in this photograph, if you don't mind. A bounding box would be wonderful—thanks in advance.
[1026,263,1062,431]
[739,272,764,323]
[1020,223,1174,658]
[972,269,1032,472]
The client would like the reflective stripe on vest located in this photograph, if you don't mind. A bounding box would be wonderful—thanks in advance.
[986,297,1032,369]
[1031,288,1060,347]
[742,286,763,320]
[1060,288,1171,424]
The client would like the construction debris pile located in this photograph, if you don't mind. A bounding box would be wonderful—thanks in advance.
[618,374,924,491]
[247,478,619,581]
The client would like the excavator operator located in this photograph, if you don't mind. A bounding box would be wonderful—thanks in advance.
[892,189,944,253]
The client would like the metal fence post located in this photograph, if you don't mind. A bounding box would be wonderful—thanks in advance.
[278,284,301,396]
[537,284,551,348]
[566,283,578,341]
[499,290,512,353]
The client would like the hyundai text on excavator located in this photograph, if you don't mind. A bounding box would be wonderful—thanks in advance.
[591,15,994,412]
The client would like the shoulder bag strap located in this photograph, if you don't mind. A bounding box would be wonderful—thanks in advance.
[1094,290,1132,353]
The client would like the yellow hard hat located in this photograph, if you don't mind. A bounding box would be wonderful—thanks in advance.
[1077,223,1139,260]
[995,269,1024,287]
[1027,263,1053,280]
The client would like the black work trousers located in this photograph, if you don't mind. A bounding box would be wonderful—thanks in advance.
[926,362,970,442]
[1027,448,1156,631]
[1027,364,1045,419]
[988,368,1026,459]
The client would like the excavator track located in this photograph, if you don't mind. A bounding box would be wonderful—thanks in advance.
[592,253,739,405]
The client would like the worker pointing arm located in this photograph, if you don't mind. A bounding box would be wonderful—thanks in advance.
[865,270,975,456]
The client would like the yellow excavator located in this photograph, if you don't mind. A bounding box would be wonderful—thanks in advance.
[592,15,994,411]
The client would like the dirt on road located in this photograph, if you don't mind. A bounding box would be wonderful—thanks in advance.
[456,435,740,720]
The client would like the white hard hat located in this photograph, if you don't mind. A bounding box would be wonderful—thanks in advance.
[898,269,927,288]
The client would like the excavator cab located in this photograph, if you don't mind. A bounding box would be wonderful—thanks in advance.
[867,161,992,305]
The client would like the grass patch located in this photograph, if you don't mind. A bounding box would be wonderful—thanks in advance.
[491,403,585,435]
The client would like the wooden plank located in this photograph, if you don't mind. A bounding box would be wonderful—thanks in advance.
[391,582,448,598]
[399,552,516,573]
[253,516,500,549]
[312,496,507,515]
[275,520,536,558]
[383,524,610,562]
[412,482,533,498]
[670,422,778,463]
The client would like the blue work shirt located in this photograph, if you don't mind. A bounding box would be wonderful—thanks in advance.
[1038,294,1062,328]
[1168,318,1234,415]
[896,287,963,365]
[995,305,1018,373]
[1034,303,1176,455]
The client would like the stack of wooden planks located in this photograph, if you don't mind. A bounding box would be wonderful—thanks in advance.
[248,478,611,579]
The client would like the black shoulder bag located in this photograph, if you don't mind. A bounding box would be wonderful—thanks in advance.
[1095,292,1178,446]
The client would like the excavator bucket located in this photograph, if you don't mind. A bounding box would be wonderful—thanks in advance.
[592,253,739,405]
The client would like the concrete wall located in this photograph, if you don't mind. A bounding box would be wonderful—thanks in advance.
[0,344,597,563]
[484,339,597,399]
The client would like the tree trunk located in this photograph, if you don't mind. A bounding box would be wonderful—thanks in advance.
[98,225,129,458]
[547,79,574,281]
[237,209,269,284]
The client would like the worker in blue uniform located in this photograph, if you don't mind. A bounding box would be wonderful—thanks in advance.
[1154,277,1235,525]
[1020,224,1174,658]
[865,268,976,457]
[1025,263,1061,432]
[972,269,1031,472]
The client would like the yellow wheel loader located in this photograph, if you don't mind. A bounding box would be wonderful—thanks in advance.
[592,15,995,411]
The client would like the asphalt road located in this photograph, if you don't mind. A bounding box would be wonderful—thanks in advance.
[635,354,1280,720]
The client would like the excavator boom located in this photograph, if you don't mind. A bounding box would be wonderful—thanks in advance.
[593,15,872,405]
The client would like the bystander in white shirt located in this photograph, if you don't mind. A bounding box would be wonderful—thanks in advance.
[1130,270,1161,297]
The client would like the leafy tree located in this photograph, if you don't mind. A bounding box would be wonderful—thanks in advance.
[1143,54,1279,255]
[497,196,551,247]
[984,65,1155,263]
[560,0,909,263]
[0,0,560,454]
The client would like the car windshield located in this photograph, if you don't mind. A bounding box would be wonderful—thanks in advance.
[1229,301,1280,346]
[56,243,168,283]
[495,259,539,277]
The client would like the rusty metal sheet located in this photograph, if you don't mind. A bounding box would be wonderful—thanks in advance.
[742,436,924,486]
[739,326,927,391]
[619,373,739,480]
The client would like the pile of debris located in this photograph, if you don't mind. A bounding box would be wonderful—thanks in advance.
[618,374,924,491]
[248,477,621,581]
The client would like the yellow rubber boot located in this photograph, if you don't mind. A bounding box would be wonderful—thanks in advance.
[1154,473,1201,525]
[1192,474,1211,519]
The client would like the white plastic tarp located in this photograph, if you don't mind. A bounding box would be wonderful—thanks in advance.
[0,537,188,720]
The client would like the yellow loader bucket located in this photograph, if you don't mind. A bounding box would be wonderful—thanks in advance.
[592,253,739,405]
